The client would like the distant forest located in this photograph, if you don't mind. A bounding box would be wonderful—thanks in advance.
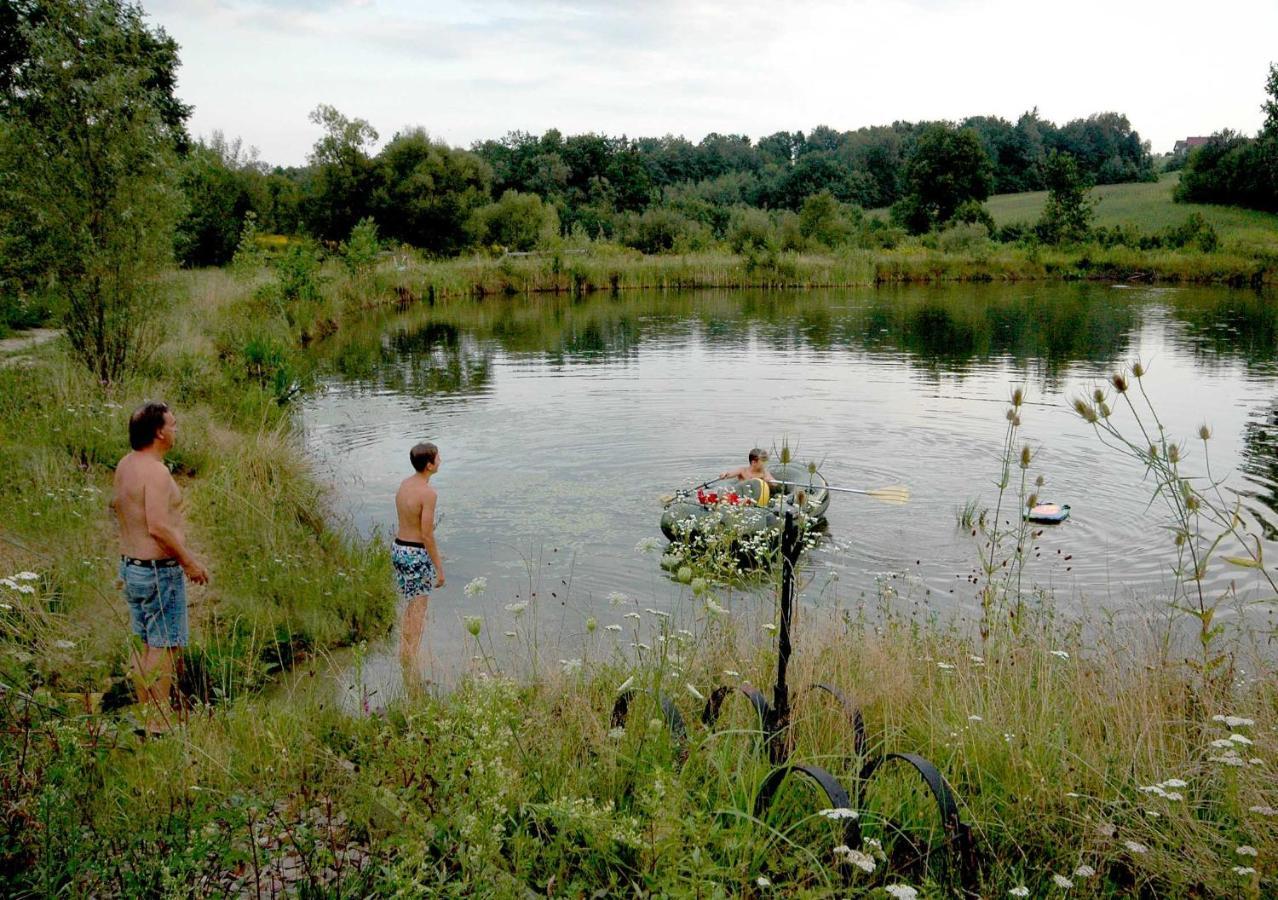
[175,109,1157,265]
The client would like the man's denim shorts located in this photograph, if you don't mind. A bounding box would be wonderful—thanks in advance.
[119,559,188,648]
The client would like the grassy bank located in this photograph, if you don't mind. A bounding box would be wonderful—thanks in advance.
[5,587,1275,896]
[0,269,395,707]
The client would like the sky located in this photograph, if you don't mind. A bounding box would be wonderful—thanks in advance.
[147,0,1278,167]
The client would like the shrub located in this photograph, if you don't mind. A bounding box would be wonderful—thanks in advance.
[466,190,560,252]
[728,207,777,255]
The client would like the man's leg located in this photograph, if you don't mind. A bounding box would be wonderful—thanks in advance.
[399,593,430,688]
[130,643,175,732]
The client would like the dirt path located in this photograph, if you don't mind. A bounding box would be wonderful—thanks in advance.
[0,328,60,365]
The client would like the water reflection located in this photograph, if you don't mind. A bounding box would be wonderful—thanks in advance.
[1243,401,1278,540]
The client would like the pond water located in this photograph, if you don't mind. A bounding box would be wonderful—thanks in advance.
[300,283,1278,698]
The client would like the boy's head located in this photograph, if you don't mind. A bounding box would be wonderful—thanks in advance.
[748,448,768,465]
[410,442,439,473]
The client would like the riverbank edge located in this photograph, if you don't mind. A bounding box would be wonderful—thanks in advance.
[380,245,1275,306]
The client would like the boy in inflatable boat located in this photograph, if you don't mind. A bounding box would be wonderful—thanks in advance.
[720,448,778,486]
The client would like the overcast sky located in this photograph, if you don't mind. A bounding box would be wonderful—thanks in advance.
[148,0,1278,166]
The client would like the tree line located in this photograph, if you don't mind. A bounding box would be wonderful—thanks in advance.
[174,106,1157,266]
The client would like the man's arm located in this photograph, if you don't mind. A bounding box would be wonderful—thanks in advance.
[143,467,209,584]
[419,490,445,588]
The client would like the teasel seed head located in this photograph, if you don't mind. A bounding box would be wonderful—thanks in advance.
[1019,445,1032,469]
[1110,373,1128,393]
[1198,424,1211,441]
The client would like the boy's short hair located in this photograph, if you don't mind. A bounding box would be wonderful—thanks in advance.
[128,402,170,450]
[410,442,439,472]
[748,448,768,463]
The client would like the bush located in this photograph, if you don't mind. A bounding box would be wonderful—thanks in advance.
[937,222,992,254]
[466,190,560,252]
[617,207,710,254]
[727,207,777,254]
[339,217,381,279]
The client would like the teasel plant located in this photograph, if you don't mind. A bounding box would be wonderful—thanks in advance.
[976,386,1041,641]
[1072,361,1277,689]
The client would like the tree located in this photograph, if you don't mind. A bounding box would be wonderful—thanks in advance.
[1264,62,1278,136]
[302,104,378,241]
[891,124,993,234]
[370,128,492,254]
[1036,151,1095,244]
[0,0,187,381]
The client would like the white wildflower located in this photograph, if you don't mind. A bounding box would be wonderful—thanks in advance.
[1009,887,1030,897]
[1228,733,1254,745]
[761,622,777,633]
[723,669,740,678]
[463,577,487,597]
[615,676,634,693]
[755,875,771,888]
[1233,866,1257,876]
[463,615,482,636]
[686,683,705,702]
[14,572,38,581]
[1249,758,1264,766]
[604,624,622,633]
[677,629,693,637]
[15,585,34,595]
[969,654,985,664]
[968,715,983,721]
[53,639,76,650]
[1209,738,1236,749]
[560,658,582,674]
[0,579,16,590]
[635,537,660,554]
[1236,845,1258,857]
[706,598,728,615]
[1250,805,1278,816]
[1163,792,1183,802]
[1050,650,1070,659]
[504,601,528,615]
[0,603,11,610]
[1212,714,1255,727]
[833,844,875,873]
[623,612,641,621]
[1124,840,1148,855]
[607,591,628,606]
[884,886,919,900]
[647,609,670,619]
[817,807,858,820]
[1052,874,1073,889]
[607,727,625,739]
[1160,778,1188,788]
[1073,865,1095,878]
[1210,753,1246,767]
[936,662,955,670]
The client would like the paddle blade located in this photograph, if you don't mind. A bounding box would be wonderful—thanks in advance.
[865,484,910,505]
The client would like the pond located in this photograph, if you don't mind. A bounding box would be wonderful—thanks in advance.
[300,283,1278,698]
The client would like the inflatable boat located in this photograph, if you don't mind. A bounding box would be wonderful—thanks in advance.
[660,463,831,543]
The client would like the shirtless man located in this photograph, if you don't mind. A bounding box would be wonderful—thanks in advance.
[720,448,777,485]
[113,402,209,733]
[393,442,445,680]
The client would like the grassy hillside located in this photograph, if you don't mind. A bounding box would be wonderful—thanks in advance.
[985,173,1278,253]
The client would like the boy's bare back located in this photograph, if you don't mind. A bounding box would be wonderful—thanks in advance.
[395,475,437,543]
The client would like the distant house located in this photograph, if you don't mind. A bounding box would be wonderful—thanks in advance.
[1172,136,1212,155]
